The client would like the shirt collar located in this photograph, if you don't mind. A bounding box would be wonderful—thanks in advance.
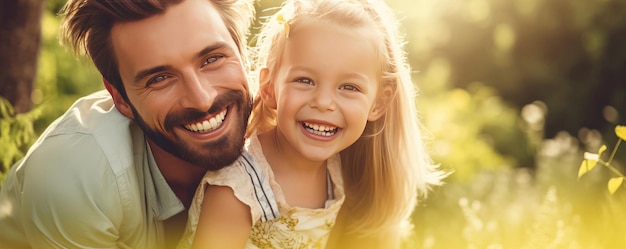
[145,142,185,221]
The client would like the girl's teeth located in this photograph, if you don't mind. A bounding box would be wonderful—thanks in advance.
[303,122,337,136]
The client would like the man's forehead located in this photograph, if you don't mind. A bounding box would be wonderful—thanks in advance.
[110,0,238,80]
[110,0,228,41]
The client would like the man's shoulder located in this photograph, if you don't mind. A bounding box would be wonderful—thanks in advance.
[47,90,123,135]
[4,89,149,209]
[26,90,144,174]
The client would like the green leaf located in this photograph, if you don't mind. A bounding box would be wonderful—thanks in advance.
[578,158,598,179]
[616,125,626,141]
[598,145,607,156]
[608,177,624,195]
[0,97,15,118]
[578,152,600,179]
[578,161,587,179]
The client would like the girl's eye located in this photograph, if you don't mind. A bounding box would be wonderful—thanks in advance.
[146,75,169,86]
[340,84,360,92]
[295,77,314,85]
[202,55,224,66]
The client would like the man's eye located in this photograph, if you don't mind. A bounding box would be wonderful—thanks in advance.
[202,55,224,66]
[147,75,169,86]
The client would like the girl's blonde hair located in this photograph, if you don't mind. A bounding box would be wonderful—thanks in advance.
[249,0,446,246]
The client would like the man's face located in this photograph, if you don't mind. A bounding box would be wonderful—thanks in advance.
[111,0,251,170]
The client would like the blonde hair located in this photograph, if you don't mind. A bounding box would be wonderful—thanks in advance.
[249,0,446,246]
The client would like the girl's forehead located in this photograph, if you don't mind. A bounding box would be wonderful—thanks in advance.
[289,19,381,46]
[287,20,384,64]
[279,21,381,81]
[286,22,375,53]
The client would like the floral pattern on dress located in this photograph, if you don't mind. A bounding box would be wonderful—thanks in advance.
[250,212,337,249]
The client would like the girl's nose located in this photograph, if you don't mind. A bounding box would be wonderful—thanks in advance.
[309,87,336,112]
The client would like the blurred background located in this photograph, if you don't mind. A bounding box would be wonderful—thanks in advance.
[1,0,625,248]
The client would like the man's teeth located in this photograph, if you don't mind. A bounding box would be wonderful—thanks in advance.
[184,109,227,133]
[303,122,337,137]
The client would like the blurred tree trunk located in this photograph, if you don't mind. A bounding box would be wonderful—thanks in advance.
[0,0,46,114]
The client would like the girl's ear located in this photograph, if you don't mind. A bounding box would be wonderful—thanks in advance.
[104,79,135,119]
[368,84,395,121]
[258,68,277,109]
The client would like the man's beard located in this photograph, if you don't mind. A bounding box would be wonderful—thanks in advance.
[128,90,252,171]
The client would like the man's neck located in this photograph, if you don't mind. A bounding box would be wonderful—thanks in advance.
[146,139,207,208]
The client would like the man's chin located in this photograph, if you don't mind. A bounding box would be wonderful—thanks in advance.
[187,144,244,171]
[174,130,246,170]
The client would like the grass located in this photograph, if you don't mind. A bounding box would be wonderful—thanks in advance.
[408,130,626,249]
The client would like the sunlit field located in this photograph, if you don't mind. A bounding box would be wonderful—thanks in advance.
[2,0,625,248]
[394,0,626,247]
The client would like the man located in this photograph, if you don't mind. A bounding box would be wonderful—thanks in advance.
[0,0,254,248]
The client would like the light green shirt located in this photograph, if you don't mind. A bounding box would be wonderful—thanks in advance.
[0,90,184,249]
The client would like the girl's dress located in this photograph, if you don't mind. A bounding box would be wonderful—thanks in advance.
[178,133,345,249]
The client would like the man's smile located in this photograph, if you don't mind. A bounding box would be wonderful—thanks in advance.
[184,108,228,133]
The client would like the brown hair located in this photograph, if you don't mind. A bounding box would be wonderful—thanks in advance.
[60,0,255,100]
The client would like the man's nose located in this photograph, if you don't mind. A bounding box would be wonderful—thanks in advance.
[179,73,216,111]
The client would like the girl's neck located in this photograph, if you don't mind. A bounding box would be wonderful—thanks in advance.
[258,128,330,208]
[258,128,327,173]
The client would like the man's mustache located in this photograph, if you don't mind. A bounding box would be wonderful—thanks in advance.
[163,90,246,131]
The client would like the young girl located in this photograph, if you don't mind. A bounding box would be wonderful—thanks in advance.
[178,0,445,248]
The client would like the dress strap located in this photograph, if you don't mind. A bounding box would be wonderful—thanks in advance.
[326,169,334,201]
[240,152,280,221]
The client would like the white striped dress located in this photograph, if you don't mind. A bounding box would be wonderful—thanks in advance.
[178,133,345,249]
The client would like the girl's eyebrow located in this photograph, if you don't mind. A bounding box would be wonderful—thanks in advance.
[341,72,370,81]
[286,65,314,73]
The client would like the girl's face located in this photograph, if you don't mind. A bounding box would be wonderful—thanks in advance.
[265,21,386,162]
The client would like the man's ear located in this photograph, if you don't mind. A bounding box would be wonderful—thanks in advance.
[104,79,134,119]
[368,84,395,121]
[258,68,277,109]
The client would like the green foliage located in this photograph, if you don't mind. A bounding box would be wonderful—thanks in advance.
[419,82,535,181]
[397,0,626,245]
[0,1,101,187]
[411,128,626,248]
[34,6,103,132]
[0,98,42,183]
[397,0,625,138]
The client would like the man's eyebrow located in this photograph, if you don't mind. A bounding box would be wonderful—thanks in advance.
[196,42,229,59]
[134,65,171,84]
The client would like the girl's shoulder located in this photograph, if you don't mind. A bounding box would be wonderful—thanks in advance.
[198,150,280,222]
